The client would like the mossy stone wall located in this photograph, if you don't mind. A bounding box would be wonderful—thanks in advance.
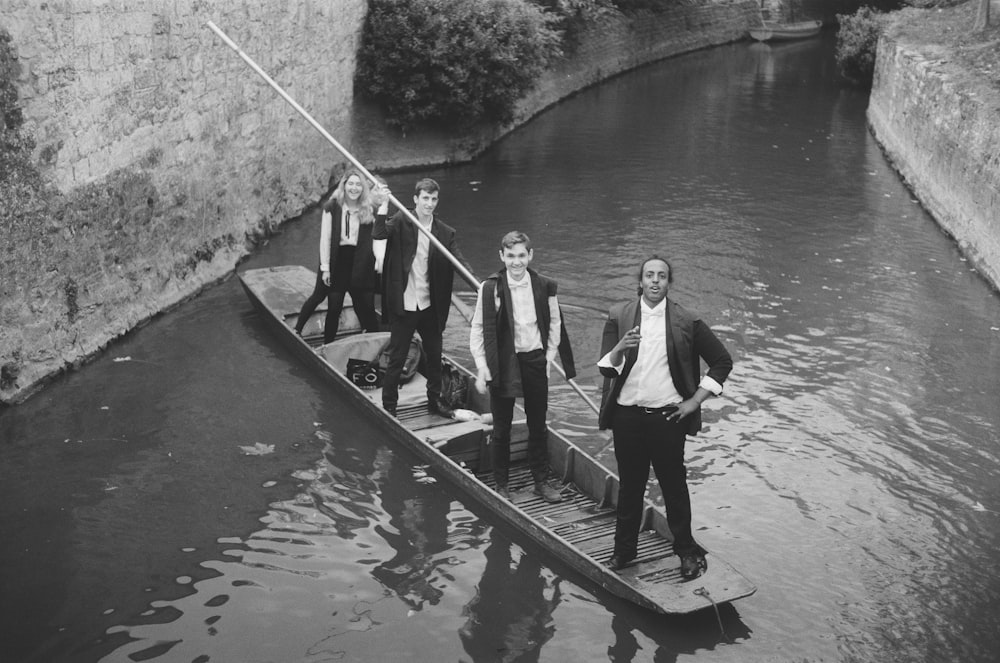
[1,1,367,403]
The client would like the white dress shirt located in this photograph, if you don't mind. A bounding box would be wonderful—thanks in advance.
[319,207,360,272]
[597,299,723,407]
[470,273,562,376]
[403,218,433,311]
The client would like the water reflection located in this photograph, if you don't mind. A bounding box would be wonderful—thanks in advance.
[458,531,561,662]
[370,446,454,611]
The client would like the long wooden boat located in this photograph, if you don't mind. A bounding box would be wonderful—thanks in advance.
[239,265,756,615]
[749,19,822,42]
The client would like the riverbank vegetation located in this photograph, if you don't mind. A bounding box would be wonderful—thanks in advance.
[836,0,999,85]
[836,6,890,84]
[355,0,562,132]
[355,0,676,131]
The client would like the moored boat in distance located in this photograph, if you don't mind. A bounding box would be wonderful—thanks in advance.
[239,264,757,615]
[749,19,823,42]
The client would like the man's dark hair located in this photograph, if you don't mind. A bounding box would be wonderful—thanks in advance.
[636,254,673,296]
[414,178,440,196]
[499,230,531,251]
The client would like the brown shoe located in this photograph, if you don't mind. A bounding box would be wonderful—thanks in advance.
[533,481,562,503]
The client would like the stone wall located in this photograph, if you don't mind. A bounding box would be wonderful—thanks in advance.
[1,0,367,403]
[867,17,1000,292]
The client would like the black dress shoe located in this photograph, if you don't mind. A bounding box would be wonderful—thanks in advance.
[605,553,635,572]
[429,396,454,418]
[680,554,707,579]
[383,403,397,417]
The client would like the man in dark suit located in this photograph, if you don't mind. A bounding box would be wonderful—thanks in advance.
[597,255,733,579]
[373,178,472,417]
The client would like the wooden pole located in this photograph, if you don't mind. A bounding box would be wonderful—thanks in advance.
[207,20,601,416]
[205,20,479,290]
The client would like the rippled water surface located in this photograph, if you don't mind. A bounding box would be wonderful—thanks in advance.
[2,33,999,663]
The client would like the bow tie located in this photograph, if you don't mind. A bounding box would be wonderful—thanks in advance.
[508,278,530,289]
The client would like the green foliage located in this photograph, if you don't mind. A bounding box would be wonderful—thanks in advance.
[836,7,888,85]
[531,0,613,52]
[356,0,561,131]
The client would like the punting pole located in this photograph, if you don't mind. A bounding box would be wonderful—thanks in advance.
[206,21,600,415]
[205,20,478,289]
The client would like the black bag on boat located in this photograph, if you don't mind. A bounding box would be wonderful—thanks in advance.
[346,358,384,390]
[440,364,470,410]
[348,337,422,389]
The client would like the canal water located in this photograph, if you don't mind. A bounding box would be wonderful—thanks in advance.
[3,32,999,663]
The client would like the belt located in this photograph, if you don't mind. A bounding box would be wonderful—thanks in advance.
[620,404,678,416]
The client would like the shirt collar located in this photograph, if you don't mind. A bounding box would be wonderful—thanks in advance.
[641,298,666,317]
[506,272,530,289]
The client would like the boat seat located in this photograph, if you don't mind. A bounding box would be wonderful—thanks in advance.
[319,332,391,371]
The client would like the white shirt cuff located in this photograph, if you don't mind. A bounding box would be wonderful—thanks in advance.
[597,351,624,373]
[699,375,724,396]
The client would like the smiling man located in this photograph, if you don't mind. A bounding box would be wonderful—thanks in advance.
[374,178,472,418]
[470,231,575,503]
[597,255,733,579]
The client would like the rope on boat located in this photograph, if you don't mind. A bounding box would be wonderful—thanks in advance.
[693,587,729,641]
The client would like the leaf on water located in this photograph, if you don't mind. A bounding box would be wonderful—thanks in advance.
[240,443,275,456]
[972,501,986,511]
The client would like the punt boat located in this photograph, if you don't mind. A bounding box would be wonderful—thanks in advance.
[239,264,757,615]
[749,19,823,42]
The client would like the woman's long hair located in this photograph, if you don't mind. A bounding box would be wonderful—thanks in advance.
[324,168,375,224]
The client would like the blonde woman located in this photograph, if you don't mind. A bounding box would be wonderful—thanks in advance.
[294,169,388,342]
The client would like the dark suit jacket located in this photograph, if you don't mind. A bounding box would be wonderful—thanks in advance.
[325,200,378,291]
[373,210,472,332]
[597,298,733,435]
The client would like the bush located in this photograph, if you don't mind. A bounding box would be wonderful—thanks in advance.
[356,0,561,132]
[836,7,889,85]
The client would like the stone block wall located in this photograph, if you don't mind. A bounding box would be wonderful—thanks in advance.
[1,0,367,402]
[867,24,1000,292]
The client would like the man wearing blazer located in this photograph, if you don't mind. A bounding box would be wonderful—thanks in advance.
[597,255,733,579]
[373,178,473,417]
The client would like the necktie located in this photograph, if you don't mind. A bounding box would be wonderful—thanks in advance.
[342,210,352,243]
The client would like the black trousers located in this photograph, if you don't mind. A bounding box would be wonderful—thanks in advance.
[295,254,378,343]
[382,307,442,409]
[490,349,549,486]
[611,406,701,558]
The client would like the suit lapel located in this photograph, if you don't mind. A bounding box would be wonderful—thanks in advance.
[619,300,641,382]
[664,299,679,378]
[402,217,418,271]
